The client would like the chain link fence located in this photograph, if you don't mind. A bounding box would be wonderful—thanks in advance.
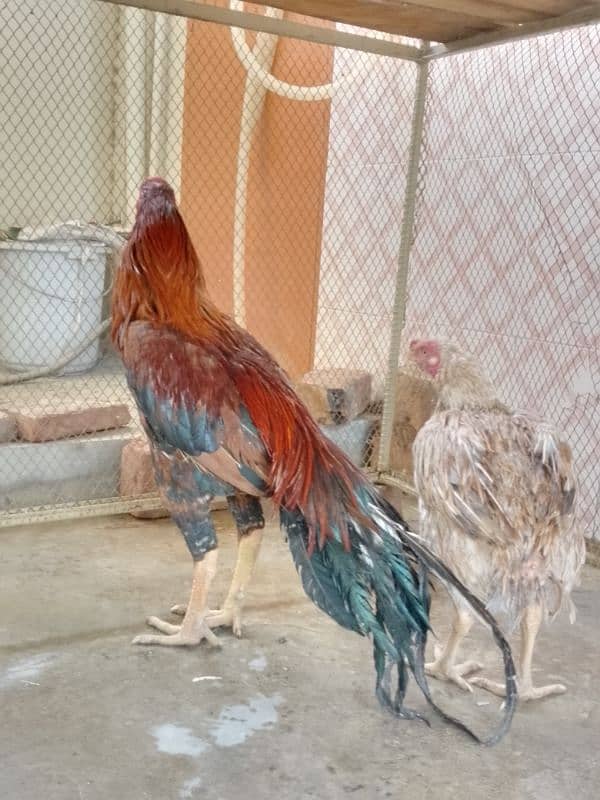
[0,1,598,540]
[0,0,416,524]
[399,25,600,539]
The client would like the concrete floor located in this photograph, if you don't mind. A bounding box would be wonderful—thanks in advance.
[1,512,599,800]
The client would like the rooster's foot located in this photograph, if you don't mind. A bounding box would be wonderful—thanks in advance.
[132,615,220,647]
[206,607,243,638]
[171,604,242,637]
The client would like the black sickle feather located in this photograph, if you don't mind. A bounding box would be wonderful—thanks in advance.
[284,493,517,746]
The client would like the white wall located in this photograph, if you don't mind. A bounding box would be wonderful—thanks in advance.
[0,0,118,227]
[0,1,186,230]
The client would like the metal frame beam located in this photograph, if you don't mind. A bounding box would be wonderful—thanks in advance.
[96,2,600,63]
[377,471,417,497]
[0,496,228,529]
[96,0,423,61]
[423,5,600,60]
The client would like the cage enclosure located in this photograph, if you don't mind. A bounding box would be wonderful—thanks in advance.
[0,0,597,545]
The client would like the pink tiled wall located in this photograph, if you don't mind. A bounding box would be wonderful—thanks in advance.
[314,47,416,390]
[403,28,600,539]
[316,27,599,539]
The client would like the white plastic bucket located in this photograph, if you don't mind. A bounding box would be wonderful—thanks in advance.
[0,240,107,374]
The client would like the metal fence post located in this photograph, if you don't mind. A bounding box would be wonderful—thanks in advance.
[377,56,429,476]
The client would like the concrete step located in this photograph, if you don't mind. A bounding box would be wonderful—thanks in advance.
[0,411,376,515]
[0,428,133,511]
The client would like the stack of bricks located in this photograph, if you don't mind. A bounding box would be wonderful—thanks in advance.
[0,402,134,512]
[367,370,438,477]
[0,402,165,518]
[294,369,375,466]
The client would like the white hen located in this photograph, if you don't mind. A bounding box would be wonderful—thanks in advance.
[410,339,586,701]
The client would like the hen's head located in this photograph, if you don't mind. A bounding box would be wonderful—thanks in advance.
[409,338,503,411]
[409,339,442,378]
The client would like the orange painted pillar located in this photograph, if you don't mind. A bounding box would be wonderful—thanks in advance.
[180,13,333,378]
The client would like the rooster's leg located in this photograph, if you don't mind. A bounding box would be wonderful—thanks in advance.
[134,550,220,647]
[172,495,264,638]
[425,607,483,692]
[207,527,263,637]
[172,528,263,638]
[472,603,566,700]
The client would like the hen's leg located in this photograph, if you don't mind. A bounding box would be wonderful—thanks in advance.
[472,603,566,700]
[134,550,220,647]
[172,495,265,638]
[426,606,483,692]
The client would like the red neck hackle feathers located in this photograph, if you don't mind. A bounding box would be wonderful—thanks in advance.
[111,177,226,351]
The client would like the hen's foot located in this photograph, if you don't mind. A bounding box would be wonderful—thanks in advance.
[425,658,483,692]
[132,615,220,647]
[470,676,566,701]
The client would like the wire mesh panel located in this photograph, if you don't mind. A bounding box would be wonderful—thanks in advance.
[400,26,600,539]
[0,0,415,524]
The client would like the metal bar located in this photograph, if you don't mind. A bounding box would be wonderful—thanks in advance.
[0,497,161,528]
[376,58,429,474]
[423,5,600,60]
[0,496,227,529]
[377,471,417,497]
[96,0,423,61]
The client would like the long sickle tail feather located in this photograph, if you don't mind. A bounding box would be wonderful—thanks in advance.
[283,494,517,746]
[372,494,518,745]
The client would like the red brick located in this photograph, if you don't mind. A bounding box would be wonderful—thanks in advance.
[16,404,131,443]
[119,436,169,519]
[120,436,155,495]
[295,369,372,424]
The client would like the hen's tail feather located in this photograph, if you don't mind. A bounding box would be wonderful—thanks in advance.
[282,493,517,746]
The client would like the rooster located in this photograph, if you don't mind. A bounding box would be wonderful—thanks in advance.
[409,339,586,701]
[111,178,517,743]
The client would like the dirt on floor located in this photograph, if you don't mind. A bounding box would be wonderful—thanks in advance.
[1,510,599,800]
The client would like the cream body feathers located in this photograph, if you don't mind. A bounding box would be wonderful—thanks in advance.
[411,342,585,628]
